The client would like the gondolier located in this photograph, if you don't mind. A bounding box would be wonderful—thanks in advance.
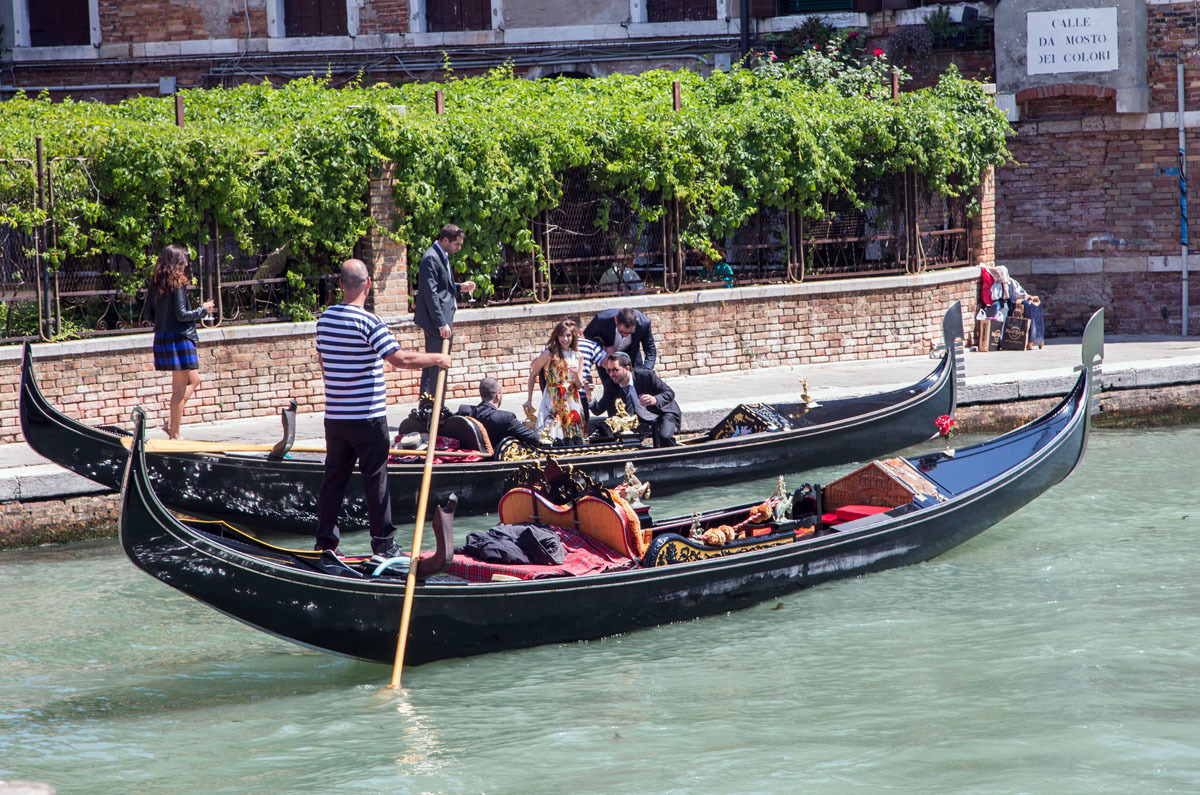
[316,259,451,560]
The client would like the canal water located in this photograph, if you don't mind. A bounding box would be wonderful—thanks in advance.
[2,427,1199,793]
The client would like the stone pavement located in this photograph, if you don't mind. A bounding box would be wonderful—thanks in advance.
[4,333,1200,502]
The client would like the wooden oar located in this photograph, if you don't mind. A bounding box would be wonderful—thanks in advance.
[120,438,483,458]
[390,337,451,689]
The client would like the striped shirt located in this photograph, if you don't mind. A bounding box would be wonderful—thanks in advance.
[316,303,401,420]
[576,337,605,385]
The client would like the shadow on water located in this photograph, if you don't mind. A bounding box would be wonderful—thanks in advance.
[0,652,387,727]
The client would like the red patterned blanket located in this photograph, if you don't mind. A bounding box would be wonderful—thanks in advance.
[447,526,639,582]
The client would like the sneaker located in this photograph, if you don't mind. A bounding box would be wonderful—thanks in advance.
[369,543,405,564]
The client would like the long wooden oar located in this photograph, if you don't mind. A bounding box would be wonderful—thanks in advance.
[389,338,451,689]
[120,437,482,459]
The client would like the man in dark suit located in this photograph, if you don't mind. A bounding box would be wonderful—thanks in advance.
[458,376,539,453]
[413,224,475,397]
[588,352,680,447]
[584,307,656,390]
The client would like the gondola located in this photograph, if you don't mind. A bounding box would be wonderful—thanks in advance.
[25,303,966,533]
[116,309,1104,666]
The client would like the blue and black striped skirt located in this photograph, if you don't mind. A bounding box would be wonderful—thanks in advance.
[153,332,199,371]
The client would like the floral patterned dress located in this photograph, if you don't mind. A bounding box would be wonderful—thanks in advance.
[535,350,584,442]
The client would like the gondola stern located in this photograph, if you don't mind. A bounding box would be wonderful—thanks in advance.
[1071,307,1105,475]
[941,300,965,418]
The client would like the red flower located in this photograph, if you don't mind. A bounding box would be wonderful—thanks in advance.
[873,48,884,57]
[557,384,567,399]
[935,414,957,438]
[568,410,582,425]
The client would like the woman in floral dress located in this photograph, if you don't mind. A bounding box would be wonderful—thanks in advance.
[523,320,585,444]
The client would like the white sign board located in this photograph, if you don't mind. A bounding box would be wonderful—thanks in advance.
[1027,7,1119,75]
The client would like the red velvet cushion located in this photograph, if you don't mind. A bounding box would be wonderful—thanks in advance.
[834,505,892,522]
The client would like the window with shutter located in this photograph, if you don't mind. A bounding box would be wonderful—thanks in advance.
[427,0,492,32]
[28,0,90,46]
[284,0,348,37]
[647,0,716,22]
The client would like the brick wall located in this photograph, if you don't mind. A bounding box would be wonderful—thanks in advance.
[1148,5,1200,111]
[99,0,268,42]
[359,0,410,34]
[0,494,120,548]
[360,164,410,319]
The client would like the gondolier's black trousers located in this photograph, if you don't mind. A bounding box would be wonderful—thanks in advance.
[317,416,396,554]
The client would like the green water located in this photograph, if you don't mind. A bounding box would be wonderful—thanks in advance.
[2,428,1199,793]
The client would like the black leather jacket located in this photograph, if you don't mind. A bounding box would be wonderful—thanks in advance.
[147,286,208,342]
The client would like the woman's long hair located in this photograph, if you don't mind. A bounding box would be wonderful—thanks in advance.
[149,244,190,295]
[545,319,578,359]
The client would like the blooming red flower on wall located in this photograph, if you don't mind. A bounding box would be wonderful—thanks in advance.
[873,48,884,57]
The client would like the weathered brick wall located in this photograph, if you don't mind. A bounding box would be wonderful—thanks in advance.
[1148,4,1200,111]
[970,166,996,266]
[995,2,1200,336]
[0,494,120,548]
[359,0,410,34]
[0,273,977,446]
[360,165,410,319]
[99,0,268,42]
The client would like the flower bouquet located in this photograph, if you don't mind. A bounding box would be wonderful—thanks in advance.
[935,414,957,457]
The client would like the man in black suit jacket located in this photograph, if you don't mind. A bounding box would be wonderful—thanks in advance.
[589,352,680,447]
[414,223,475,397]
[458,377,539,453]
[584,307,656,390]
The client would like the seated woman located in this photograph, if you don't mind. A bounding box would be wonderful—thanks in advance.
[523,320,585,445]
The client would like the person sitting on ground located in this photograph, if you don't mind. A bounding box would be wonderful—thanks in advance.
[523,319,585,445]
[589,352,681,447]
[458,376,540,452]
[584,307,657,390]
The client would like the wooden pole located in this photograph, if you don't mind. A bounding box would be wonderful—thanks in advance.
[389,337,452,688]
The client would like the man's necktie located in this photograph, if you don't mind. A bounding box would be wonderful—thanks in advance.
[624,383,655,421]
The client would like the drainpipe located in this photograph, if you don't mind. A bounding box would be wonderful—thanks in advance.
[1180,54,1190,336]
[740,0,750,58]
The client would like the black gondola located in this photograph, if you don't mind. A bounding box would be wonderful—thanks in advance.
[25,304,966,533]
[116,310,1103,666]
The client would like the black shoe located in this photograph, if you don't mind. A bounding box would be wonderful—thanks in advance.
[369,543,405,564]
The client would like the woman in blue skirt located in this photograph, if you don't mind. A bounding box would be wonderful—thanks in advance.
[146,244,214,439]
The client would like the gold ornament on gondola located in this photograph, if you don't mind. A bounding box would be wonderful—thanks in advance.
[615,461,651,507]
[799,379,821,411]
[772,475,793,523]
[606,400,639,436]
[522,404,538,431]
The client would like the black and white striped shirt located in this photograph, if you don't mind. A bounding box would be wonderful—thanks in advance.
[316,303,400,420]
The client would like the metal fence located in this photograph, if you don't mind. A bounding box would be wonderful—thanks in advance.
[482,166,971,304]
[0,145,341,344]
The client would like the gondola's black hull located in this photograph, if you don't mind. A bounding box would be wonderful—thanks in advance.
[24,306,964,533]
[118,309,1100,666]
